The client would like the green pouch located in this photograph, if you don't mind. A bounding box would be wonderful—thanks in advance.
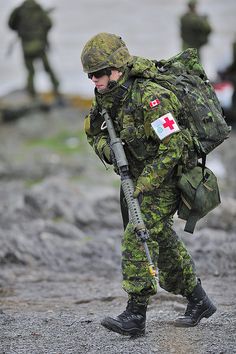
[177,165,221,233]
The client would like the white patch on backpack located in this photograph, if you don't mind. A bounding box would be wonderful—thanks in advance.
[151,113,180,140]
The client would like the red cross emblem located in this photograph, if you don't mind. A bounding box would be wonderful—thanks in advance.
[163,116,175,130]
[151,112,180,140]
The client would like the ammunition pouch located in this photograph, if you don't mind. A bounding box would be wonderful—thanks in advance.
[177,165,221,233]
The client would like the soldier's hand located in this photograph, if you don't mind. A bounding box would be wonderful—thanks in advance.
[97,137,112,164]
[102,142,112,164]
[133,186,142,199]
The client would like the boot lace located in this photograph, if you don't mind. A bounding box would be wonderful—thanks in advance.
[184,301,196,317]
[185,299,204,318]
[118,301,145,321]
[118,309,134,321]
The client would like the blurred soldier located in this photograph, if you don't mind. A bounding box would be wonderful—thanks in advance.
[81,32,216,337]
[8,0,60,99]
[180,0,212,61]
[219,39,236,115]
[229,40,236,113]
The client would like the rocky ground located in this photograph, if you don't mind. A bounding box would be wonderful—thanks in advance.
[0,92,236,354]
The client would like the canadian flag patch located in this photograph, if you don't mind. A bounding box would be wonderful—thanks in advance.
[149,98,160,108]
[151,112,180,140]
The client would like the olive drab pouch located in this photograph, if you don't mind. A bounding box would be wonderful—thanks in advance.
[177,165,221,233]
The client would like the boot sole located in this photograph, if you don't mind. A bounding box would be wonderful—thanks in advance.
[101,317,145,337]
[175,304,217,327]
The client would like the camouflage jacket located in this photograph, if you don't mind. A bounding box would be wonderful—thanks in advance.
[8,0,52,43]
[180,12,212,49]
[84,56,197,189]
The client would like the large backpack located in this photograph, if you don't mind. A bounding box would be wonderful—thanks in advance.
[154,48,231,158]
[152,48,231,233]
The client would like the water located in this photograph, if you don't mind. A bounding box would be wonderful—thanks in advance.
[1,0,236,98]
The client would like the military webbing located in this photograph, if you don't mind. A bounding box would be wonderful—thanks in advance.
[109,78,134,119]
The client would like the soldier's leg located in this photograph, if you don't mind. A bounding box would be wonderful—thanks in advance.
[121,178,215,327]
[41,52,60,95]
[101,178,215,335]
[101,191,157,336]
[101,179,183,336]
[23,55,36,97]
[101,219,153,336]
[121,179,197,299]
[143,179,216,327]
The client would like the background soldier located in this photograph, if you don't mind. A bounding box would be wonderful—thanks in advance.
[81,32,216,337]
[218,39,236,117]
[8,0,60,100]
[180,0,212,61]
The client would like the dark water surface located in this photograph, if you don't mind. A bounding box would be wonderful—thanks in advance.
[1,0,236,97]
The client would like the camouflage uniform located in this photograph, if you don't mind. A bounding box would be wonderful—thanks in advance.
[180,1,212,61]
[85,56,198,305]
[8,0,60,97]
[82,32,216,334]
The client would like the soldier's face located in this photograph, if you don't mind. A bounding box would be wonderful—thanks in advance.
[89,70,122,91]
[90,74,110,91]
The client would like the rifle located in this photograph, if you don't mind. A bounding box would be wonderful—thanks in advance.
[101,109,156,277]
[5,36,18,57]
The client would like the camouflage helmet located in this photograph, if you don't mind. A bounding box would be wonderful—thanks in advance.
[188,0,197,7]
[81,32,131,73]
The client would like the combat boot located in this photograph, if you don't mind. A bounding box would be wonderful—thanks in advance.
[101,299,147,336]
[175,279,217,327]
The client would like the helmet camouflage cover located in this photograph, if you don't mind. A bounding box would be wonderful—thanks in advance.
[81,32,132,73]
[188,0,197,7]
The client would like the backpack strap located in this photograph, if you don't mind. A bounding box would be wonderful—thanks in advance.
[198,152,207,181]
[184,213,199,233]
[93,77,134,119]
[201,153,207,180]
[109,78,134,119]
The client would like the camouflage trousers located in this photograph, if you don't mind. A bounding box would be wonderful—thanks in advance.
[23,51,59,97]
[121,176,197,305]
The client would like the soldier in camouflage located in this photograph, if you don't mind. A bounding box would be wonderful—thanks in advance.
[218,39,236,116]
[8,0,60,99]
[180,0,212,61]
[81,32,216,336]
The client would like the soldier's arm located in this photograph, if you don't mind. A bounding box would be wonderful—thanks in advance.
[196,15,212,36]
[44,12,53,32]
[8,8,20,30]
[136,82,187,192]
[84,105,112,164]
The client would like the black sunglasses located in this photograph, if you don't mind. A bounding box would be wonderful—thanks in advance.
[88,68,112,79]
